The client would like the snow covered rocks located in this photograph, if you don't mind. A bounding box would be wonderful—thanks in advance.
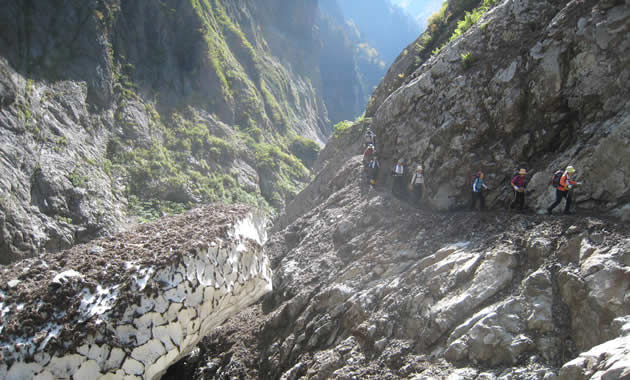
[0,204,272,380]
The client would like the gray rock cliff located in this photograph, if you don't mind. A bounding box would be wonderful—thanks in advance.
[0,0,390,264]
[370,0,629,215]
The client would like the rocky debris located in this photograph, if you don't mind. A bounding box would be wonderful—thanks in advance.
[180,156,630,379]
[369,0,630,216]
[0,204,272,380]
[558,317,630,380]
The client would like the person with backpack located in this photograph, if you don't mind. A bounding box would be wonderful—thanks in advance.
[547,165,580,215]
[471,171,489,211]
[510,168,528,211]
[367,155,380,185]
[363,144,376,166]
[364,129,376,148]
[392,159,405,197]
[410,165,425,207]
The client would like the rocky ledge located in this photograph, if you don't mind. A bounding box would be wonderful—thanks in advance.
[0,204,271,380]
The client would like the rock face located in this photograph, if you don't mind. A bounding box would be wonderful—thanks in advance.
[172,1,630,377]
[0,204,271,380]
[369,0,630,215]
[558,317,630,380]
[183,157,630,379]
[0,0,409,264]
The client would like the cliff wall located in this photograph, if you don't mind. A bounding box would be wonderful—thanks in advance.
[0,0,387,264]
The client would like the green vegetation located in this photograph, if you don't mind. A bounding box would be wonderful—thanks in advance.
[113,135,267,211]
[67,168,88,188]
[412,0,498,62]
[461,51,473,69]
[369,0,499,113]
[107,106,295,218]
[53,136,68,152]
[113,63,139,102]
[289,135,320,169]
[449,0,497,43]
[333,120,354,139]
[128,195,191,223]
[190,0,294,137]
[55,215,73,224]
[102,158,113,177]
[104,0,318,217]
[191,0,238,103]
[254,142,310,207]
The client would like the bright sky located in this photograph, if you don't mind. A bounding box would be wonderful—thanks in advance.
[389,0,444,28]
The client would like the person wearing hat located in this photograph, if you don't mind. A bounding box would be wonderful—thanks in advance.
[364,128,376,148]
[510,168,528,211]
[392,159,405,197]
[547,165,580,214]
[367,155,380,185]
[471,170,489,211]
[363,144,376,166]
[410,165,425,207]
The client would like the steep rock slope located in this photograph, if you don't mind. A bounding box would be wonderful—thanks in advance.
[181,156,630,379]
[369,0,630,215]
[366,0,485,117]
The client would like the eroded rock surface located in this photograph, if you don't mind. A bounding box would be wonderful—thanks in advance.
[198,157,630,379]
[0,204,271,380]
[370,0,630,216]
[175,158,630,379]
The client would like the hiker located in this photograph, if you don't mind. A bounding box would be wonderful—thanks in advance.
[410,165,425,206]
[367,155,380,185]
[392,159,405,197]
[471,171,489,211]
[363,144,376,166]
[510,168,528,211]
[364,129,376,148]
[547,165,580,215]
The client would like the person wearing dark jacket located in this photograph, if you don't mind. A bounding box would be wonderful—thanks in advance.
[392,159,405,197]
[367,155,380,185]
[510,168,528,211]
[364,129,376,148]
[547,165,580,214]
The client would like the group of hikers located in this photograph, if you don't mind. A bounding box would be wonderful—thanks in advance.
[361,128,581,214]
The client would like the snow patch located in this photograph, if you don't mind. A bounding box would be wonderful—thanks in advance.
[234,212,268,245]
[52,270,83,284]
